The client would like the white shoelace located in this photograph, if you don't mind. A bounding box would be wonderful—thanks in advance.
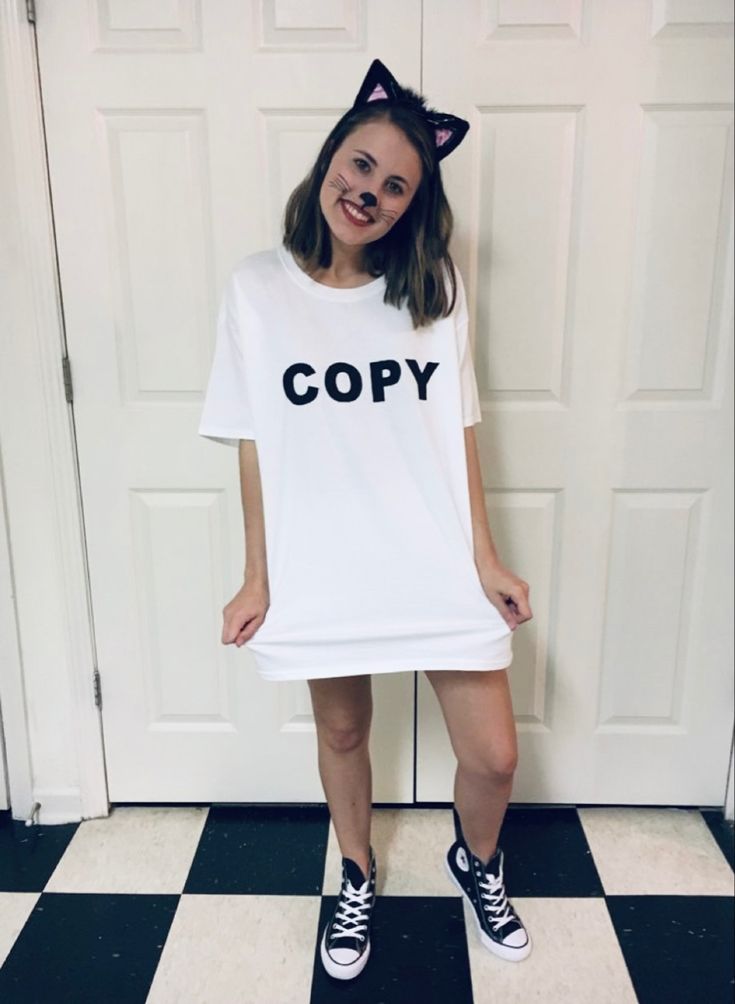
[331,881,373,942]
[477,868,518,932]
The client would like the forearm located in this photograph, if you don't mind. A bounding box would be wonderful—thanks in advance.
[238,439,269,586]
[464,425,501,568]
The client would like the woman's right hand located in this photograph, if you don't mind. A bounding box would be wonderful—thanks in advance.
[222,577,270,647]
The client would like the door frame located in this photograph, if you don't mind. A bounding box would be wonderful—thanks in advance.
[0,0,108,823]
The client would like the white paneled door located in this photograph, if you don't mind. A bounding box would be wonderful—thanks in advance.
[34,0,421,801]
[35,0,732,806]
[418,0,734,805]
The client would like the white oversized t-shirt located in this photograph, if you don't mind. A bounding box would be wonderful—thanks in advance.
[198,243,513,681]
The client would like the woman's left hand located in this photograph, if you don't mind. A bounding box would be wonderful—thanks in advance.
[477,559,532,631]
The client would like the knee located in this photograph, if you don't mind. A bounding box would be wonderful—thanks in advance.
[494,753,518,779]
[317,721,370,754]
[461,747,518,779]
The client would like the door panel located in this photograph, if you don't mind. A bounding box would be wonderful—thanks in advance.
[417,0,734,805]
[35,0,420,801]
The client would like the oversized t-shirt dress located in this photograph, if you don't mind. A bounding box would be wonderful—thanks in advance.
[198,242,513,682]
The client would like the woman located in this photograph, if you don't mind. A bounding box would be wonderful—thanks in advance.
[199,58,533,981]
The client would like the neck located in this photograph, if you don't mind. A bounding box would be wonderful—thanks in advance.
[304,238,374,288]
[325,236,367,279]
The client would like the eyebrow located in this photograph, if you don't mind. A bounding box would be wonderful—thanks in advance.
[352,149,411,188]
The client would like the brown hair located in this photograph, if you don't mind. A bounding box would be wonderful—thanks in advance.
[281,101,460,330]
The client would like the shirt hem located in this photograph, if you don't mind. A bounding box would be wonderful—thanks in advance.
[254,652,514,682]
[199,426,256,443]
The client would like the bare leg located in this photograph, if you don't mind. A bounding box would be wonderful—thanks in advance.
[424,668,518,863]
[454,765,513,862]
[307,674,373,877]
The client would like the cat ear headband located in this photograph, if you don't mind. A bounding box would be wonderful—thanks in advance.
[351,58,470,162]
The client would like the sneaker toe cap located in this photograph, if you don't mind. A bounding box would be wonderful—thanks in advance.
[502,927,529,949]
[329,946,361,964]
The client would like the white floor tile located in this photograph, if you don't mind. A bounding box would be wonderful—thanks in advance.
[578,807,733,895]
[146,894,321,1004]
[44,806,209,894]
[467,898,638,1003]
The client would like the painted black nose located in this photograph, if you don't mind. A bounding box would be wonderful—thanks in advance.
[360,192,377,207]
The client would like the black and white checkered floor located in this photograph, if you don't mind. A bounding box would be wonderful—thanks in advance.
[0,803,732,1002]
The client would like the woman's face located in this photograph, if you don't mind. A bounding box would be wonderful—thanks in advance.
[319,120,423,250]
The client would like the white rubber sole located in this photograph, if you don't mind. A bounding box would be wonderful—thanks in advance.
[444,854,532,962]
[320,924,371,980]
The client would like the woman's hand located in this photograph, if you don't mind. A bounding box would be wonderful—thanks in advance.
[476,559,532,631]
[222,577,270,647]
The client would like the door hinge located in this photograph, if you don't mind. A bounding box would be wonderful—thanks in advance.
[93,667,102,709]
[26,0,36,24]
[62,355,73,403]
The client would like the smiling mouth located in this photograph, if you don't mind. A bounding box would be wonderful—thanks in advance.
[340,199,374,224]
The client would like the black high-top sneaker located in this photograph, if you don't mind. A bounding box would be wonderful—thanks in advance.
[445,806,531,962]
[320,845,377,980]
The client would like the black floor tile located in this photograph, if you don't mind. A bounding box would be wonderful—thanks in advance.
[184,803,331,895]
[606,894,735,1004]
[0,891,179,1004]
[498,806,605,896]
[701,808,735,871]
[0,811,80,893]
[310,894,473,1004]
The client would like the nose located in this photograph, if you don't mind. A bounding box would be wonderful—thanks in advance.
[360,191,377,207]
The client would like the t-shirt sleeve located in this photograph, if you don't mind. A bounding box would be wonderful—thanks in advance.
[198,274,256,446]
[451,265,482,428]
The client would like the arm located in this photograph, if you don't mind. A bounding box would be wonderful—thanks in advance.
[238,439,268,586]
[221,440,270,645]
[463,425,532,629]
[464,424,501,568]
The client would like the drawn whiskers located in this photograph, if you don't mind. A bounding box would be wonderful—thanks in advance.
[328,174,397,226]
[374,208,397,225]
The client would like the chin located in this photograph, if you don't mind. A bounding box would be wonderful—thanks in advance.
[330,223,379,246]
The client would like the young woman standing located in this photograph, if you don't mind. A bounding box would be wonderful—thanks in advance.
[199,58,534,982]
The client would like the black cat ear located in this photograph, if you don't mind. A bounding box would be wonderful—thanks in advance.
[428,113,470,161]
[352,58,404,108]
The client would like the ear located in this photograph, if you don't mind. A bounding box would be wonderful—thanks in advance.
[352,58,404,107]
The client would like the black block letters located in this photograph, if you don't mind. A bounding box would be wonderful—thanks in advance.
[283,358,440,406]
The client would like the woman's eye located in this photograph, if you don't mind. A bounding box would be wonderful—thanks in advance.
[354,160,403,196]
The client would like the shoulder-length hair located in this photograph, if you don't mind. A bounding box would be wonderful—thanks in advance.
[281,101,461,331]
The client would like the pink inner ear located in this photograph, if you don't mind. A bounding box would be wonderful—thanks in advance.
[367,83,389,102]
[435,127,453,147]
